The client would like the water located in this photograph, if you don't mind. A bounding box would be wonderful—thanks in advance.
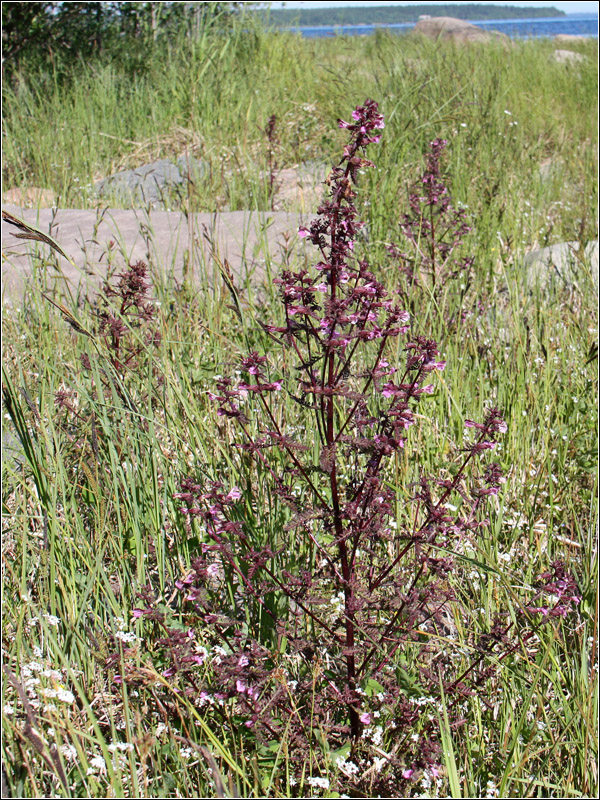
[284,13,598,39]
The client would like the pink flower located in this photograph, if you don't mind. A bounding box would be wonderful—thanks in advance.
[360,712,371,725]
[465,419,484,430]
[422,360,446,372]
[402,769,414,780]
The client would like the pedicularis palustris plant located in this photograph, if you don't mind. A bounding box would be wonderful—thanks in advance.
[158,100,515,789]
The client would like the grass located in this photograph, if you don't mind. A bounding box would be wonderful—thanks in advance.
[2,19,598,798]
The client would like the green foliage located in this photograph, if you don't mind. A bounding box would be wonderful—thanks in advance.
[1,1,248,77]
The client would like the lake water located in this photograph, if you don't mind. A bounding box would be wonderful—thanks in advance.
[284,13,598,39]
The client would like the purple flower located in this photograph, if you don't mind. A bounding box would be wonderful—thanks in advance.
[165,102,513,766]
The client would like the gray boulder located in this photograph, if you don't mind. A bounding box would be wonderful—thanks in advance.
[95,156,206,207]
[413,16,509,44]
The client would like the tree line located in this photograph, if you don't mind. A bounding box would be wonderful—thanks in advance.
[263,4,565,28]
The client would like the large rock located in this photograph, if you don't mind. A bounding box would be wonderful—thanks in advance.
[524,240,598,290]
[1,204,313,301]
[95,156,207,207]
[554,34,589,44]
[551,49,586,64]
[94,157,328,212]
[413,16,509,44]
[2,186,55,208]
[267,161,328,212]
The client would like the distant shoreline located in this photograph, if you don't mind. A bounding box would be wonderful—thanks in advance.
[273,15,598,41]
[261,4,568,28]
[277,15,596,31]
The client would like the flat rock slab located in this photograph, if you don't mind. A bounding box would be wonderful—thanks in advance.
[2,205,314,302]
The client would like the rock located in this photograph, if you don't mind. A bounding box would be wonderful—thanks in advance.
[554,34,589,43]
[551,49,586,64]
[2,186,55,208]
[94,157,327,212]
[175,154,208,184]
[413,16,509,45]
[524,240,598,290]
[269,161,329,212]
[538,158,559,181]
[1,204,313,301]
[94,156,207,207]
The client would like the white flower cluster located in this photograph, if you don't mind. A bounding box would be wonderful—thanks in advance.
[335,757,359,777]
[87,755,106,776]
[114,630,138,644]
[306,775,330,791]
[39,687,75,704]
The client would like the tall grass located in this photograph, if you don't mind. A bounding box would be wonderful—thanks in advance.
[2,19,597,798]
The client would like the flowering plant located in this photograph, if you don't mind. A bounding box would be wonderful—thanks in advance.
[159,101,515,792]
[389,137,474,311]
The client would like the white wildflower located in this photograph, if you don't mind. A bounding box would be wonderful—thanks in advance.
[59,744,78,761]
[87,755,106,775]
[108,742,134,752]
[306,776,330,790]
[155,722,168,739]
[114,631,138,644]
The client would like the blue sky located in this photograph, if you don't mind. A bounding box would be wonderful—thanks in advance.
[269,1,599,14]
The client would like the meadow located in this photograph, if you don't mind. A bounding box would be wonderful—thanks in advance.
[1,19,598,798]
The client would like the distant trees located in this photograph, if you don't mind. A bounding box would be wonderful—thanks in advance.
[2,2,248,75]
[264,3,565,27]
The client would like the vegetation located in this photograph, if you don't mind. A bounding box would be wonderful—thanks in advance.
[1,1,246,76]
[2,15,597,799]
[262,5,565,28]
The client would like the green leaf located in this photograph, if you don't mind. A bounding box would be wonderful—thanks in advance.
[362,678,385,697]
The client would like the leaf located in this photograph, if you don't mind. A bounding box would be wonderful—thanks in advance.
[438,679,462,798]
[2,209,75,266]
[41,293,95,338]
[363,678,385,697]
